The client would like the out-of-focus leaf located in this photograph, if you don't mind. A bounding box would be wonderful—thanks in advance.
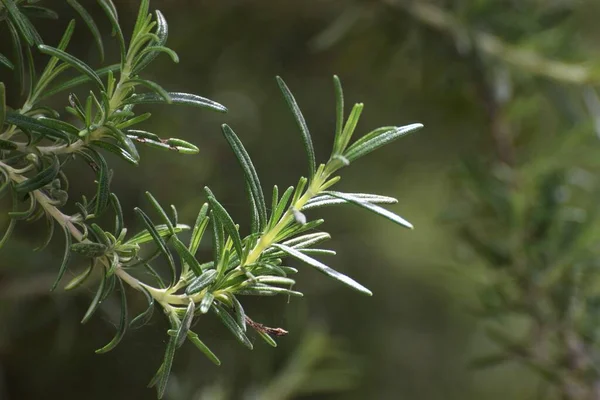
[81,268,107,323]
[67,0,104,61]
[14,155,60,194]
[98,0,126,67]
[64,261,94,290]
[96,278,128,353]
[130,286,155,329]
[51,225,72,291]
[0,53,14,70]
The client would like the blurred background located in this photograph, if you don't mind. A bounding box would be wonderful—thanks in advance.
[3,0,600,399]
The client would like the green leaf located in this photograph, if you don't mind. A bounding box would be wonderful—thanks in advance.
[336,103,363,155]
[103,124,140,163]
[91,140,139,166]
[126,130,199,155]
[96,278,128,353]
[98,0,126,67]
[246,181,260,234]
[186,269,218,295]
[116,112,151,130]
[34,20,74,97]
[156,333,177,399]
[81,268,106,323]
[274,218,324,243]
[64,261,94,291]
[302,192,397,210]
[0,194,17,249]
[51,225,72,291]
[275,76,316,178]
[344,123,423,162]
[8,191,37,220]
[130,286,155,329]
[35,116,80,138]
[71,242,107,258]
[237,284,303,297]
[212,302,253,349]
[0,83,5,129]
[38,45,105,91]
[333,75,344,148]
[281,232,331,250]
[221,124,267,229]
[67,0,104,61]
[232,296,246,332]
[1,0,39,46]
[145,192,175,234]
[163,138,199,154]
[255,276,296,286]
[126,223,189,245]
[126,79,171,103]
[14,155,60,194]
[6,112,70,141]
[205,187,243,261]
[272,243,372,296]
[256,330,277,347]
[187,331,221,365]
[189,203,209,256]
[131,0,150,41]
[134,208,177,285]
[41,64,119,100]
[172,236,203,276]
[21,5,59,20]
[133,9,168,74]
[123,92,227,113]
[176,301,195,348]
[322,191,413,229]
[0,53,14,70]
[110,193,124,237]
[134,45,179,65]
[91,151,110,216]
[6,20,24,93]
[270,185,294,227]
[211,210,224,268]
[199,291,214,314]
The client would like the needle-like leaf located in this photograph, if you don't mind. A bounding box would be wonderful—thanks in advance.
[276,76,316,178]
[273,243,372,296]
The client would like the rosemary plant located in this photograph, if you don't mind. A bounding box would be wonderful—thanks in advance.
[0,0,422,397]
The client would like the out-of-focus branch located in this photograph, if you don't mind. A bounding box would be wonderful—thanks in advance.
[384,0,600,85]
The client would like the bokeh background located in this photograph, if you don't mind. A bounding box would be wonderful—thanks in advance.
[2,0,600,399]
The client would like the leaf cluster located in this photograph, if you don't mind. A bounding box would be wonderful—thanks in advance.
[0,1,421,398]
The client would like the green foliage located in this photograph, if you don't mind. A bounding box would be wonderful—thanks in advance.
[0,1,421,398]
